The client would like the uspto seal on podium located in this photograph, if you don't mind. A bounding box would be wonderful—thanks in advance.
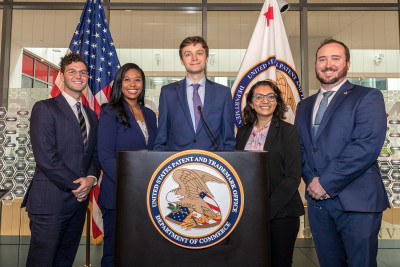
[147,150,244,249]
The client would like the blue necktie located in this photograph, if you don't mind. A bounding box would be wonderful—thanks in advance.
[313,91,334,139]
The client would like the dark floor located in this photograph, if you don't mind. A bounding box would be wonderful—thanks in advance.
[0,237,399,266]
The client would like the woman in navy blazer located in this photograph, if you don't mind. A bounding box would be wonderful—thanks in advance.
[98,63,157,266]
[236,80,304,267]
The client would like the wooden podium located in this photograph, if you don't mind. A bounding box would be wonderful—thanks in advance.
[115,151,270,266]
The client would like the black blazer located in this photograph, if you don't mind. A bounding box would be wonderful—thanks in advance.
[236,118,304,220]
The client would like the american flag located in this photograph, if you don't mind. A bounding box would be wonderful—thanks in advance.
[50,0,120,114]
[166,192,221,226]
[50,0,120,244]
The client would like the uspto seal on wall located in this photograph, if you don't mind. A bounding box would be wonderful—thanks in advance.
[147,150,244,249]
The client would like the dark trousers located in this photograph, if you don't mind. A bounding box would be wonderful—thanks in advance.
[270,216,300,267]
[101,207,115,267]
[26,204,86,267]
[308,198,382,267]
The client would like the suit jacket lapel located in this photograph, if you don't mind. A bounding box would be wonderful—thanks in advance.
[305,94,318,144]
[237,124,252,150]
[197,79,216,134]
[263,118,279,151]
[176,78,195,133]
[314,81,353,141]
[82,104,95,149]
[54,94,82,137]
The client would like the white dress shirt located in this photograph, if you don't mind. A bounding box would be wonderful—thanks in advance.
[61,91,97,184]
[62,91,90,136]
[312,79,347,123]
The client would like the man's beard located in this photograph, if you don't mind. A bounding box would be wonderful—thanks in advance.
[316,66,348,85]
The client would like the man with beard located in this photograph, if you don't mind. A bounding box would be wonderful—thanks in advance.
[294,39,389,267]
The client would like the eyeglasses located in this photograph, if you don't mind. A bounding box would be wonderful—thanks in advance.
[66,69,89,76]
[253,93,277,102]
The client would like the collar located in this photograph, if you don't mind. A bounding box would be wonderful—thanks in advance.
[319,78,347,94]
[185,76,206,88]
[61,91,82,109]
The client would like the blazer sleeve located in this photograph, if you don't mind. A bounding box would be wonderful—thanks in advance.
[269,125,302,219]
[98,107,118,184]
[30,101,80,191]
[153,86,168,150]
[235,125,250,150]
[86,111,101,178]
[320,89,387,197]
[145,107,158,149]
[221,87,236,150]
[294,102,317,185]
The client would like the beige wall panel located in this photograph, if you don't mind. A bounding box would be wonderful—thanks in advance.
[13,10,81,48]
[110,11,201,49]
[0,200,29,235]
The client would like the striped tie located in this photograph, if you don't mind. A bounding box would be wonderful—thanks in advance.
[76,102,88,148]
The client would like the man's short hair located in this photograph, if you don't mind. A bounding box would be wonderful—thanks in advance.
[316,39,350,62]
[179,36,209,60]
[60,53,88,74]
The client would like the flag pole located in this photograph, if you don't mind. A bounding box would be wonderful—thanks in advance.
[85,207,91,267]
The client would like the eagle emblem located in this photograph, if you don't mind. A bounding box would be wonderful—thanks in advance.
[165,168,224,229]
[276,71,297,114]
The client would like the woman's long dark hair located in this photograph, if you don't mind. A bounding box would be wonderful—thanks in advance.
[243,80,287,125]
[102,63,146,129]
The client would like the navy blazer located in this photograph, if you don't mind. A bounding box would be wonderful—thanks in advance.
[236,119,305,220]
[153,78,236,150]
[98,102,157,209]
[295,81,390,212]
[22,94,100,214]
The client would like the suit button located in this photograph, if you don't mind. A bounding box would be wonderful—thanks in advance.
[313,148,318,152]
[193,139,196,143]
[80,171,84,174]
[314,168,317,172]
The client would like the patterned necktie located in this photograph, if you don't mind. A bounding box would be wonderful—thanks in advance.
[76,102,88,148]
[192,83,202,130]
[313,91,335,139]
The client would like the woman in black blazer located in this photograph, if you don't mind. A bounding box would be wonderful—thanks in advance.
[236,80,304,267]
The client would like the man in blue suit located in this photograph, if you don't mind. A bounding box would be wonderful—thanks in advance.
[22,53,100,266]
[154,36,236,150]
[295,39,390,267]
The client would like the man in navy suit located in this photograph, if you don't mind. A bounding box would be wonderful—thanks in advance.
[22,53,100,266]
[295,39,390,267]
[154,36,235,150]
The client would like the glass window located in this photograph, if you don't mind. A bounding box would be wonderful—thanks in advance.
[308,0,396,3]
[35,60,49,82]
[208,0,298,3]
[0,11,2,61]
[307,11,400,96]
[49,68,59,85]
[110,10,202,113]
[14,0,86,2]
[33,80,48,88]
[21,75,33,88]
[11,10,81,89]
[207,10,301,80]
[111,0,200,2]
[22,54,34,77]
